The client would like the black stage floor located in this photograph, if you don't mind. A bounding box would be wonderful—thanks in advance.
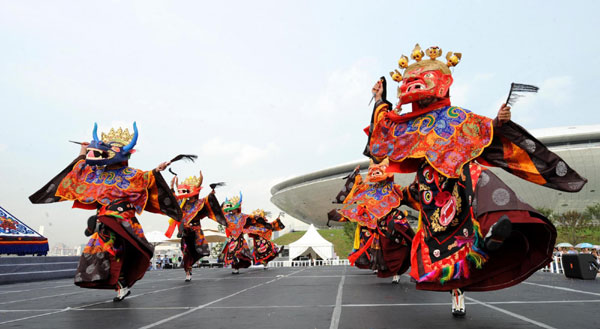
[0,266,598,329]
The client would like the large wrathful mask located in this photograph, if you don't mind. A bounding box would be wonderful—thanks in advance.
[391,44,461,112]
[399,63,453,105]
[86,122,138,167]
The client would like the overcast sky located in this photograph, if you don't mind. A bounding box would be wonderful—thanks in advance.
[1,0,599,247]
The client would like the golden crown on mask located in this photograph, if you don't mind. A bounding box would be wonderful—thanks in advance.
[101,127,135,146]
[181,174,203,188]
[227,196,240,206]
[252,209,266,218]
[389,43,462,82]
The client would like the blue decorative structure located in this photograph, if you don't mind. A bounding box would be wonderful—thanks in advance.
[0,206,48,255]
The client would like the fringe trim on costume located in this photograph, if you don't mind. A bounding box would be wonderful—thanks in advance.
[165,218,179,238]
[418,217,488,284]
[454,235,473,248]
[468,217,488,269]
[101,210,124,219]
[97,232,117,256]
[349,234,375,265]
[353,224,362,250]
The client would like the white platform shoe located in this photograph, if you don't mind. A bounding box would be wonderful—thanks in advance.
[451,288,466,317]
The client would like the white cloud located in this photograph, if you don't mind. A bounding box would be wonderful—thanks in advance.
[538,76,574,106]
[450,72,495,106]
[450,81,470,106]
[474,73,495,81]
[200,138,279,167]
[507,76,574,126]
[310,58,378,116]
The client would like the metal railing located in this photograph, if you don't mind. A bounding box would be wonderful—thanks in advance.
[541,255,564,274]
[269,259,350,267]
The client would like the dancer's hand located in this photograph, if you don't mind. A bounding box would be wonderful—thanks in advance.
[79,142,90,156]
[495,103,511,127]
[156,161,169,172]
[372,80,383,102]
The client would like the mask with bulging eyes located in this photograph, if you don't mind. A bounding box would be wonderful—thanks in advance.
[366,158,394,183]
[399,66,453,106]
[85,122,138,167]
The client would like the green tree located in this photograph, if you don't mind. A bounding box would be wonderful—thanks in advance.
[210,224,226,258]
[554,210,593,245]
[584,202,600,220]
[536,207,556,223]
[211,242,224,259]
[342,221,357,242]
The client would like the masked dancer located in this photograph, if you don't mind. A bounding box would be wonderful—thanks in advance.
[220,193,253,274]
[244,209,285,269]
[30,123,182,301]
[165,171,227,281]
[364,44,587,316]
[328,161,414,283]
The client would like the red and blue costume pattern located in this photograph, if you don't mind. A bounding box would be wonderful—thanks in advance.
[174,194,227,272]
[220,212,252,270]
[329,166,414,278]
[366,98,586,291]
[244,216,285,265]
[30,155,181,290]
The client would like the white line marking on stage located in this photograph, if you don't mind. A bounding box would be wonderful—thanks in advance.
[0,284,73,295]
[0,269,76,276]
[119,285,190,302]
[70,304,337,311]
[0,278,210,324]
[72,307,195,311]
[488,300,600,305]
[3,299,600,314]
[0,262,78,267]
[466,296,557,329]
[207,304,335,309]
[0,279,73,290]
[288,275,349,278]
[0,309,64,312]
[523,282,600,297]
[0,308,71,326]
[74,284,194,309]
[329,266,346,329]
[138,268,307,329]
[343,299,600,307]
[0,291,81,305]
[345,303,448,307]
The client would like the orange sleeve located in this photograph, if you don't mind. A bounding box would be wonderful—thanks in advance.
[373,102,390,125]
[144,170,163,214]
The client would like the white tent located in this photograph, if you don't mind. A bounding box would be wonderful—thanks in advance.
[288,224,334,260]
[203,229,227,243]
[145,230,171,244]
[145,230,177,270]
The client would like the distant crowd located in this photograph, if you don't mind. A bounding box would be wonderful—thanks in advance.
[553,246,600,274]
[554,246,599,258]
[154,255,182,269]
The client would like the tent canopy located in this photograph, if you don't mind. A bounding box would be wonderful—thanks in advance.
[0,206,48,255]
[145,230,171,244]
[288,224,334,260]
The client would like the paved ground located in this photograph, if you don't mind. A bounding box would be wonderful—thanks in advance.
[0,266,598,329]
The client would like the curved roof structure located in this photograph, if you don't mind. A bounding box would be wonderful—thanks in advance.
[271,125,600,227]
